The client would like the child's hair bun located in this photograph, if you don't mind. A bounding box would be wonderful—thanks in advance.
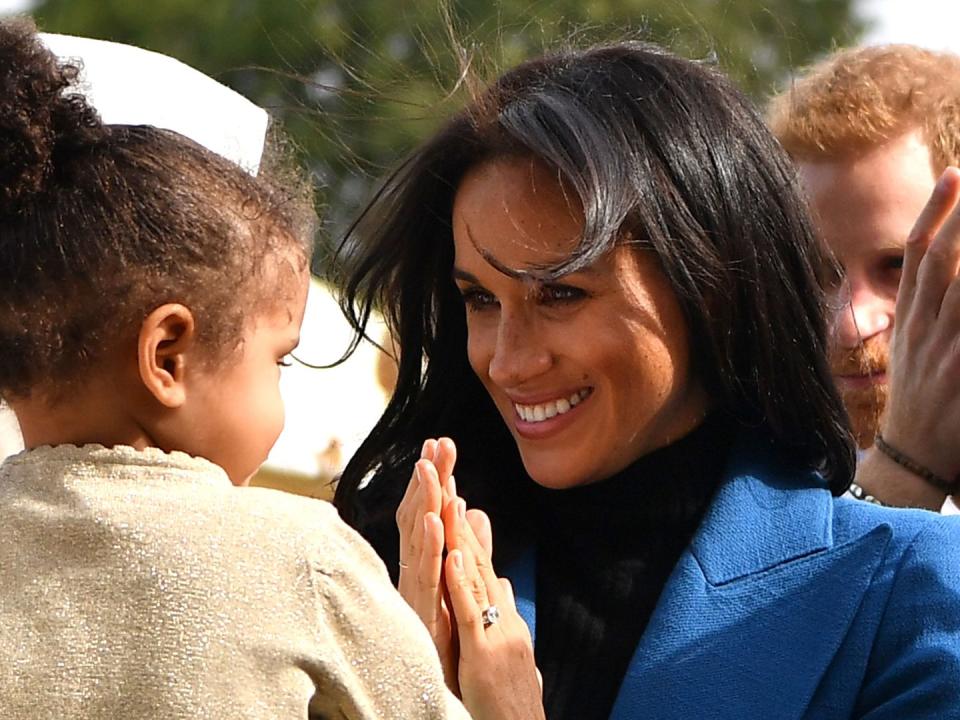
[0,18,103,215]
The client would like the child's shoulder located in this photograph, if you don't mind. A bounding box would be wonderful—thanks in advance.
[210,484,391,579]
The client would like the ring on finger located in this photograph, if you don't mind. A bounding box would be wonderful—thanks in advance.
[481,604,500,629]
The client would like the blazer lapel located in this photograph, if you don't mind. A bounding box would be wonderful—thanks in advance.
[610,440,891,720]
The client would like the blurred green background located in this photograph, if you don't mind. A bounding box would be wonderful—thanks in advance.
[25,0,865,265]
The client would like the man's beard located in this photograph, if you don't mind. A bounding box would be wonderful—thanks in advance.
[830,338,889,449]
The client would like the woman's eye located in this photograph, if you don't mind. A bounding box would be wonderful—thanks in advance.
[538,284,586,305]
[460,287,498,311]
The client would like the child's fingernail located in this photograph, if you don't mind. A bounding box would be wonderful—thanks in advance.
[457,499,466,519]
[452,550,463,571]
[448,475,457,498]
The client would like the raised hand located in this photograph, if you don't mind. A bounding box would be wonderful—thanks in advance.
[876,167,960,495]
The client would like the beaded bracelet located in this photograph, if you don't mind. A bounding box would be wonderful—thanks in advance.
[874,433,958,495]
[848,481,883,506]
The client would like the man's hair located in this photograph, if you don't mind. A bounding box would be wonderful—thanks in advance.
[768,44,960,168]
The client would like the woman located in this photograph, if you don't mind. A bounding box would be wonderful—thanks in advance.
[334,42,960,717]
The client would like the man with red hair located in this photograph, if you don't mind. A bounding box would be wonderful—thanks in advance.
[770,44,960,509]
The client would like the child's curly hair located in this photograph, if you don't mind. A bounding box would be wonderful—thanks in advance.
[0,18,315,401]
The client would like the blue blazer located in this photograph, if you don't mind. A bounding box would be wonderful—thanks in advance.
[508,440,960,719]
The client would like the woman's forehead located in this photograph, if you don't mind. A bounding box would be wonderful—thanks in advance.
[452,157,583,267]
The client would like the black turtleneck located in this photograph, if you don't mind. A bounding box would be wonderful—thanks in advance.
[533,417,733,720]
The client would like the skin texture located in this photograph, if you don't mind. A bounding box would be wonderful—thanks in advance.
[12,258,309,487]
[865,167,960,506]
[161,266,309,485]
[799,130,937,448]
[450,156,708,489]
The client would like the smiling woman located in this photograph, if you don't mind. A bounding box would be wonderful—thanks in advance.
[334,41,960,719]
[451,157,707,488]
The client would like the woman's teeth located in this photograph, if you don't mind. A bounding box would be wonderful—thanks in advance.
[514,389,591,423]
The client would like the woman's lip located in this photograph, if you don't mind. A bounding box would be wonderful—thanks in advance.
[509,390,592,440]
[835,371,887,390]
[505,388,591,405]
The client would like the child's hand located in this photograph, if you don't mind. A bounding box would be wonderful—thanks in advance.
[396,438,459,691]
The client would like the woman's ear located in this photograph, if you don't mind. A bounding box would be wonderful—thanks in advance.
[137,304,196,408]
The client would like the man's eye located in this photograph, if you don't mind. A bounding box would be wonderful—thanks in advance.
[460,287,498,311]
[820,260,845,292]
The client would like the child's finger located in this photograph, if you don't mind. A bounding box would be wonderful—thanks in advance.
[433,437,457,489]
[397,437,437,542]
[466,508,493,559]
[396,465,424,585]
[417,459,444,518]
[422,438,439,459]
[415,511,446,629]
[408,460,442,573]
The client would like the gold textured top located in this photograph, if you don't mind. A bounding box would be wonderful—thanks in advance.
[0,444,470,719]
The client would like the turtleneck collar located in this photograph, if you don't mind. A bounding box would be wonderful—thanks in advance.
[531,413,734,549]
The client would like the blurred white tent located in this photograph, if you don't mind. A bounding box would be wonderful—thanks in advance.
[0,403,23,461]
[250,278,395,499]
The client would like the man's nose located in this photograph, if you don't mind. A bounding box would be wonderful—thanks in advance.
[832,279,893,349]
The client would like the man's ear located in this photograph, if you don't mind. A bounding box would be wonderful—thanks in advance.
[137,304,197,409]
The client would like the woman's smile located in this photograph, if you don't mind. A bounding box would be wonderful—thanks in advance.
[452,157,708,489]
[510,387,593,437]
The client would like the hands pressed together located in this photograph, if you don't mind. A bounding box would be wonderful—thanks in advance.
[396,438,545,720]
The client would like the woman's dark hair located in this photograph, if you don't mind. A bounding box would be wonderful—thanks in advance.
[333,41,856,568]
[0,18,315,401]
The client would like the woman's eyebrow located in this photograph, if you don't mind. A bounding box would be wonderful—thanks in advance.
[453,267,480,283]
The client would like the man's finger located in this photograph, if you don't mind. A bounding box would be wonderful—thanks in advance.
[902,168,960,320]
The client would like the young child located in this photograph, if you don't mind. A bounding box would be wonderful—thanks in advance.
[0,19,474,719]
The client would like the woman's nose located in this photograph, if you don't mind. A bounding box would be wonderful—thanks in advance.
[487,311,552,387]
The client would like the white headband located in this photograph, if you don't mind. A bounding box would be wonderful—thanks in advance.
[38,33,269,175]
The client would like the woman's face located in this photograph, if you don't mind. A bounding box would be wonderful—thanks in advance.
[452,157,708,489]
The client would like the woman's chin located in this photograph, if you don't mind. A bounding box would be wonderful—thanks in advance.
[522,455,595,490]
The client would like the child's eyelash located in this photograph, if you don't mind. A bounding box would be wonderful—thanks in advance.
[278,355,294,367]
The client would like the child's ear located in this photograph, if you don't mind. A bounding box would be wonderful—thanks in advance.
[137,304,197,409]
